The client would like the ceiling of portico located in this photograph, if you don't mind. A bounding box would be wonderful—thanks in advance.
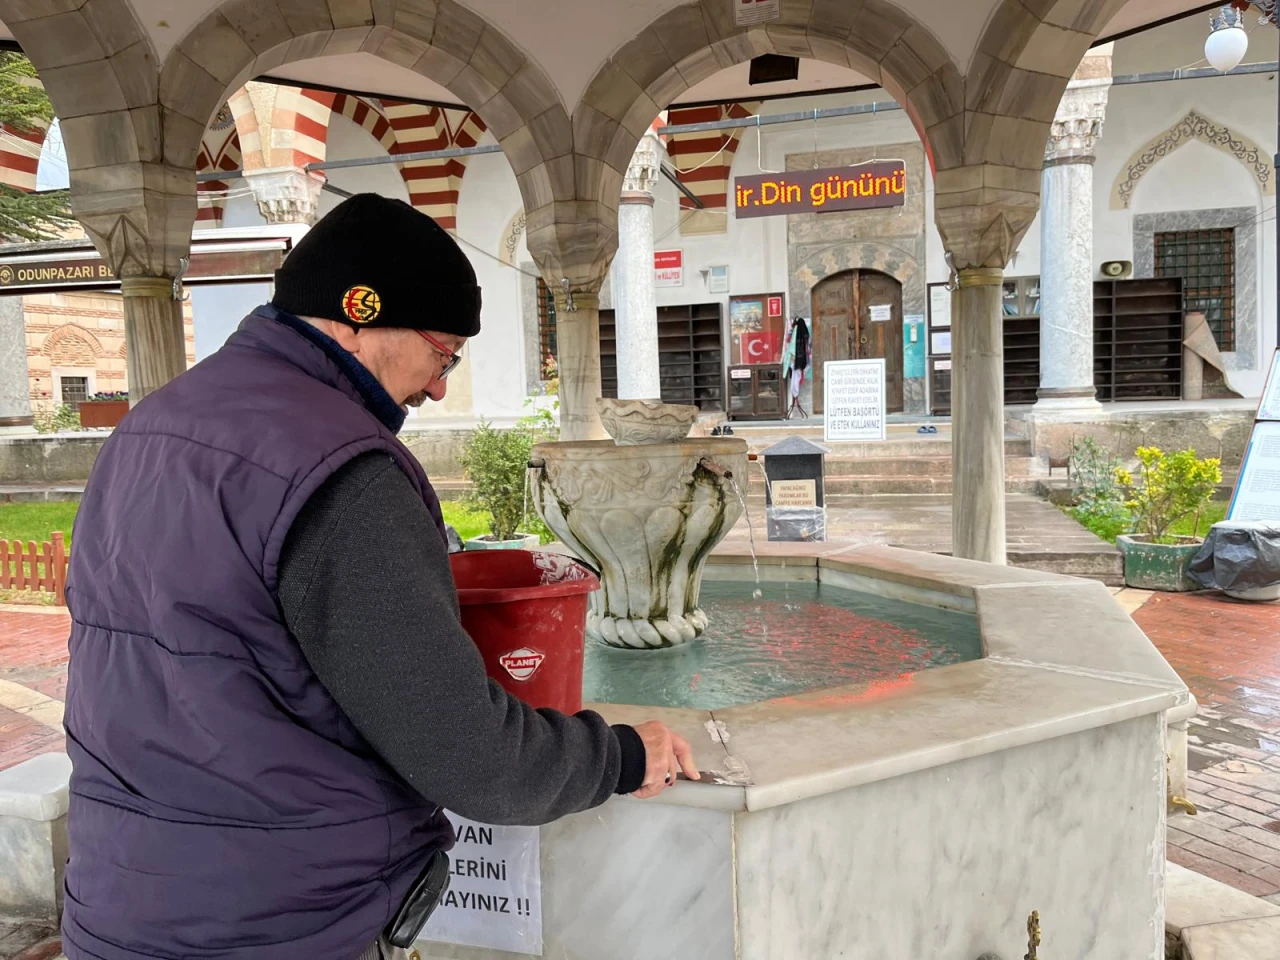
[2,0,1219,117]
[672,59,873,105]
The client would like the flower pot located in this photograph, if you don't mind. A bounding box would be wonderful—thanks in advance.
[465,533,541,551]
[1116,535,1202,592]
[77,400,129,429]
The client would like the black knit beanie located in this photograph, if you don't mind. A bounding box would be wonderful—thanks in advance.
[272,193,482,337]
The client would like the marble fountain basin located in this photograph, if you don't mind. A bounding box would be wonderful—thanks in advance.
[417,544,1195,960]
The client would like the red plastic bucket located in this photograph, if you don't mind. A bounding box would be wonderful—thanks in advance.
[449,550,600,714]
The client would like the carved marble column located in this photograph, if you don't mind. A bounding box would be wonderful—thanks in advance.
[1035,51,1112,413]
[952,268,1007,564]
[0,296,33,432]
[614,130,662,401]
[122,277,186,405]
[554,286,607,441]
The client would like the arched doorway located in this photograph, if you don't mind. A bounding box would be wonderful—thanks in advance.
[811,269,905,413]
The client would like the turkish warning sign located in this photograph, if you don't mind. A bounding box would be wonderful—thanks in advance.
[419,815,542,955]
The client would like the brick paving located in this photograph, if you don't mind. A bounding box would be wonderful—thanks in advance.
[3,591,1280,905]
[1134,592,1280,902]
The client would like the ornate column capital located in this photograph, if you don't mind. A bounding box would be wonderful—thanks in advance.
[1045,50,1113,165]
[244,168,326,226]
[621,129,662,199]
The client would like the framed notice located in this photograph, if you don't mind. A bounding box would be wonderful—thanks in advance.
[767,295,783,317]
[929,283,952,329]
[421,815,542,955]
[823,359,886,443]
[735,0,780,25]
[869,304,892,323]
[1227,420,1280,523]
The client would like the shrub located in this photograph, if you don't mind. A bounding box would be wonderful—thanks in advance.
[1114,446,1222,544]
[1068,436,1127,522]
[33,404,80,434]
[88,391,129,402]
[458,406,558,542]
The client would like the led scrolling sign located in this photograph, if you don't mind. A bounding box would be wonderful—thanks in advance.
[733,160,907,219]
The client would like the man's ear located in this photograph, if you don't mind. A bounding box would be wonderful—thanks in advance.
[327,322,362,354]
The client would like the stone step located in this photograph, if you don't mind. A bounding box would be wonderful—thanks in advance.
[742,435,1033,458]
[795,456,1044,478]
[746,475,1048,496]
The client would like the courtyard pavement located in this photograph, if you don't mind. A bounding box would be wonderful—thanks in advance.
[2,588,1279,908]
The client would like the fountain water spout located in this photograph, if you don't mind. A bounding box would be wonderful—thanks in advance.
[698,457,733,480]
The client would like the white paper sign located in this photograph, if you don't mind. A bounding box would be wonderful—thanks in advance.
[929,284,952,328]
[654,249,683,287]
[1228,420,1280,523]
[869,304,892,323]
[708,264,730,294]
[419,815,542,955]
[1258,349,1280,421]
[824,359,886,443]
[735,0,780,26]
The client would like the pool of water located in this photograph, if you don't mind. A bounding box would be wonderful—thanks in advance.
[582,580,982,710]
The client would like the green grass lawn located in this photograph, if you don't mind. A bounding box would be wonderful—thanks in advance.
[0,501,80,546]
[0,500,495,549]
[1068,500,1228,545]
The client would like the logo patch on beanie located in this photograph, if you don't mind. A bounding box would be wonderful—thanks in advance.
[341,285,382,324]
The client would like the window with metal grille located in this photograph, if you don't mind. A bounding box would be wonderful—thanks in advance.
[536,278,557,377]
[59,376,88,410]
[1153,228,1235,351]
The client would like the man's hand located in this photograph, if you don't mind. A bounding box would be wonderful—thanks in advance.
[631,721,699,798]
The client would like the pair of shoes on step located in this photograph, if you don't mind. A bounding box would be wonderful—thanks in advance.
[711,425,735,437]
[917,425,939,435]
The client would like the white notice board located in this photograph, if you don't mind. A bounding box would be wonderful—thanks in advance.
[824,359,886,443]
[1258,348,1280,422]
[1228,420,1280,523]
[419,814,542,955]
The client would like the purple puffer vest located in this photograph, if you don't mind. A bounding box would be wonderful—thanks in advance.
[61,308,454,960]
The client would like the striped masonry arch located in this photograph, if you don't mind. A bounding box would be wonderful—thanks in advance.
[665,102,760,211]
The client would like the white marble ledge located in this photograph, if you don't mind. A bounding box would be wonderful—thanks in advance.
[595,657,1181,813]
[0,752,71,821]
[818,544,1076,598]
[976,579,1194,714]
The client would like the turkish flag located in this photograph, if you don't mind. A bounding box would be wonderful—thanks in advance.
[741,331,780,364]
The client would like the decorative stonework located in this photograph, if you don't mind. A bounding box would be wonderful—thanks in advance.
[1132,207,1258,371]
[622,130,661,197]
[500,212,527,267]
[597,398,696,446]
[530,437,748,648]
[1111,112,1274,209]
[1045,77,1111,163]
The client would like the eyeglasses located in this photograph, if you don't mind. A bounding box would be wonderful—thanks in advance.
[415,330,463,380]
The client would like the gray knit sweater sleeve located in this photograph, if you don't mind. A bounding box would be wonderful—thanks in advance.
[277,452,646,825]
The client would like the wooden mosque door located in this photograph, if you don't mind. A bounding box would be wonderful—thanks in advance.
[810,270,905,414]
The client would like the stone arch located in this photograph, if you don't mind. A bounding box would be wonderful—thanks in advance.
[1111,110,1274,210]
[0,1,167,275]
[790,240,925,328]
[44,324,105,366]
[159,0,572,253]
[568,0,963,282]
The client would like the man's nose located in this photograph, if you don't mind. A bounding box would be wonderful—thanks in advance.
[427,380,448,403]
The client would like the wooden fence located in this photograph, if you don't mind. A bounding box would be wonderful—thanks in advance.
[0,533,68,605]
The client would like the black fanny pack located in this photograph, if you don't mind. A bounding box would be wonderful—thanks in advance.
[383,849,451,948]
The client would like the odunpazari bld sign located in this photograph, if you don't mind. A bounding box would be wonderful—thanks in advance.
[734,161,906,219]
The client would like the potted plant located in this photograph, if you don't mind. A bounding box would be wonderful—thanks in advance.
[458,411,557,551]
[1114,446,1222,591]
[77,391,130,429]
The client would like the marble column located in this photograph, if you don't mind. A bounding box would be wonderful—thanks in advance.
[952,268,1006,565]
[613,131,662,400]
[554,287,607,441]
[122,277,185,405]
[1035,53,1112,413]
[0,296,33,432]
